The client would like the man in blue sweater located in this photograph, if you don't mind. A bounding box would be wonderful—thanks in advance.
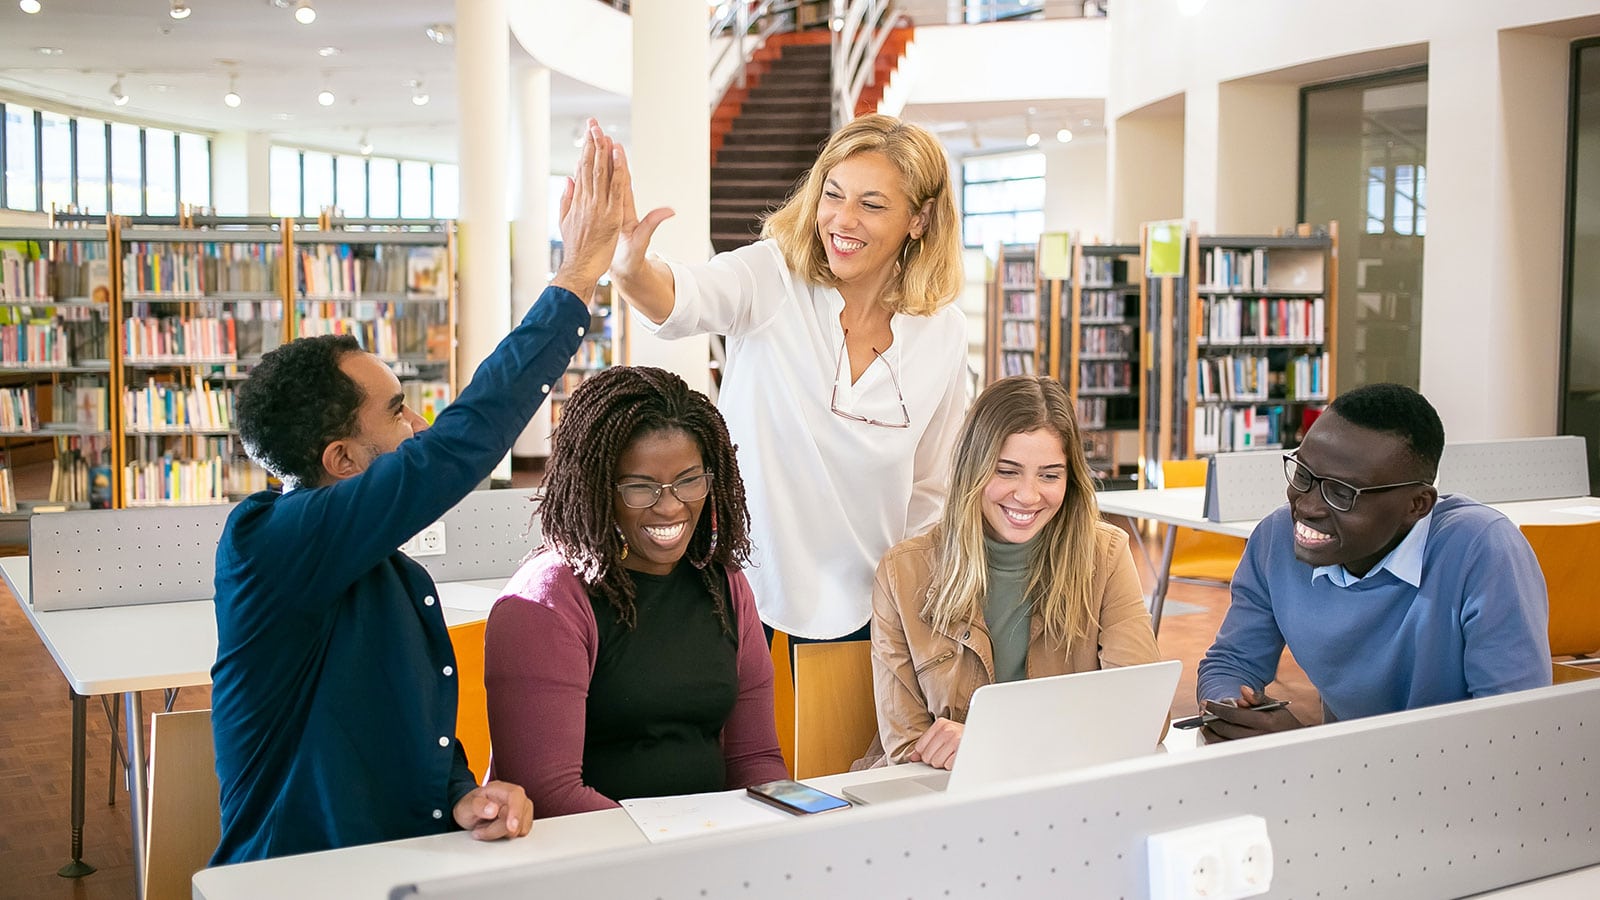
[209,123,625,863]
[1198,383,1551,741]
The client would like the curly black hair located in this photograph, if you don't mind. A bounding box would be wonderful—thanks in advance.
[540,366,754,631]
[236,334,366,490]
[1327,382,1446,477]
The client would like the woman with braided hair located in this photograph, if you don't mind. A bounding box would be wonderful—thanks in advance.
[483,365,786,818]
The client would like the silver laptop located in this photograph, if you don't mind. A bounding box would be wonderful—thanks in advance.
[843,659,1182,804]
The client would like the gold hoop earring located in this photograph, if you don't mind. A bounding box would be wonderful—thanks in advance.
[616,526,629,561]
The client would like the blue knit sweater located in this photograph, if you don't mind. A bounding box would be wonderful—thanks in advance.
[1199,494,1552,722]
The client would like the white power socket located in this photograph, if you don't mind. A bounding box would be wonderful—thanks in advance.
[400,522,448,558]
[1147,814,1273,900]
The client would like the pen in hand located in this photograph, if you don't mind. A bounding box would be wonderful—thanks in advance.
[1172,699,1290,730]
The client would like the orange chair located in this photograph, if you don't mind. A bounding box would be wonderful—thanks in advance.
[447,620,492,777]
[1520,521,1600,662]
[792,641,876,779]
[1161,459,1248,584]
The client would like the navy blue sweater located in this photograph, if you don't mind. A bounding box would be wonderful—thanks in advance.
[210,285,588,864]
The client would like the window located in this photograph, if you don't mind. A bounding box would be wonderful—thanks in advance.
[1561,40,1600,494]
[4,104,39,211]
[145,128,177,216]
[271,147,458,220]
[179,132,211,211]
[268,146,301,217]
[399,160,432,218]
[302,151,334,217]
[109,122,141,215]
[76,118,107,215]
[368,158,399,218]
[432,163,458,220]
[961,152,1045,249]
[335,155,367,218]
[40,111,71,211]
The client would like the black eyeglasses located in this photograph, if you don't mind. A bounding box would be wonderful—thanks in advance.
[614,472,714,509]
[830,332,910,429]
[1282,453,1431,513]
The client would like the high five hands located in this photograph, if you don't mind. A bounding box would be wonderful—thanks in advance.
[552,118,628,301]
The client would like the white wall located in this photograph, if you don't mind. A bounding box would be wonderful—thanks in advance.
[211,131,270,216]
[1042,138,1110,240]
[1109,102,1184,243]
[897,18,1109,105]
[507,0,632,96]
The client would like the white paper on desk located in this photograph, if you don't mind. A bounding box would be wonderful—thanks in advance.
[435,582,502,612]
[1552,505,1600,518]
[621,789,789,843]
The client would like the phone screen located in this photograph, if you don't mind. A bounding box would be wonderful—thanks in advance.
[746,779,851,814]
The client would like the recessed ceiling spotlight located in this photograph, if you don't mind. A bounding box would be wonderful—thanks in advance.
[272,112,294,121]
[224,74,242,108]
[1056,128,1073,143]
[19,0,41,13]
[409,80,429,106]
[317,46,340,57]
[268,0,290,7]
[110,76,129,107]
[293,0,316,24]
[425,23,454,45]
[358,133,373,156]
[35,46,63,56]
[317,88,335,107]
[149,83,172,93]
[169,0,191,19]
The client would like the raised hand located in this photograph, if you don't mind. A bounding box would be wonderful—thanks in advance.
[609,142,675,282]
[553,118,627,300]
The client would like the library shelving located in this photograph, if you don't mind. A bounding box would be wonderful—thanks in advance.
[0,224,116,518]
[985,243,1050,383]
[547,281,624,433]
[1064,243,1145,489]
[1143,223,1338,475]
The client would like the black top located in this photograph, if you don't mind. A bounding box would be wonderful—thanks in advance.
[582,562,739,801]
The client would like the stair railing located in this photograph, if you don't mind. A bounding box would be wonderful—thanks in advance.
[830,0,895,126]
[709,0,806,102]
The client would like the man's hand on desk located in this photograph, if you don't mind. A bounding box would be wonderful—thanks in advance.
[908,717,964,770]
[454,781,534,840]
[1200,685,1303,743]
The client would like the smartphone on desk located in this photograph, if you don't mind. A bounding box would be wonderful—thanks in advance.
[746,779,852,815]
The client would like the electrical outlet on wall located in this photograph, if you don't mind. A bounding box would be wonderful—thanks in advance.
[400,522,448,558]
[1147,815,1273,900]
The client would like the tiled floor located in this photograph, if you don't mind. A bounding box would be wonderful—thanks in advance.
[0,517,1315,900]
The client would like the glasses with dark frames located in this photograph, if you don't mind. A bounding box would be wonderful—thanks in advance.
[614,472,715,509]
[1282,453,1430,513]
[830,331,910,429]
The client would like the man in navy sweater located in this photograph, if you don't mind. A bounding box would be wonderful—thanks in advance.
[210,123,625,864]
[1199,383,1551,741]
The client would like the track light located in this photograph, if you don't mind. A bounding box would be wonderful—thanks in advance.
[1023,109,1039,148]
[1056,128,1073,143]
[424,23,454,45]
[294,1,315,24]
[224,74,242,108]
[358,133,373,156]
[110,76,129,107]
[19,0,41,12]
[169,0,191,19]
[409,80,429,106]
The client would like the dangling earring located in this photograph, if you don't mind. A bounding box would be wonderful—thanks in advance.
[615,525,629,562]
[694,505,720,569]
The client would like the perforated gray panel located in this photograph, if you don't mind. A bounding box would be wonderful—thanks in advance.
[29,505,236,611]
[399,682,1600,900]
[1205,450,1285,521]
[415,488,543,583]
[1438,437,1590,503]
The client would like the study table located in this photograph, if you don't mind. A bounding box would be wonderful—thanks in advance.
[1095,487,1600,634]
[1,555,506,896]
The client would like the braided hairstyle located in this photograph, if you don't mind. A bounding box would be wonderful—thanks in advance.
[539,366,754,631]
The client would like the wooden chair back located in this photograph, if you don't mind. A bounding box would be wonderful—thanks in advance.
[793,640,876,779]
[144,709,219,900]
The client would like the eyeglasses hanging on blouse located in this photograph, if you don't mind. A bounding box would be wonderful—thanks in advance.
[829,330,910,429]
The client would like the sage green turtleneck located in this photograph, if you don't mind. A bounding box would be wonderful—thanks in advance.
[983,533,1039,683]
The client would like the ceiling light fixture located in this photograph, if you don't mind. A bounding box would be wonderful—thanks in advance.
[224,74,242,108]
[1024,111,1040,148]
[294,0,316,24]
[317,88,335,107]
[424,23,454,45]
[110,76,129,107]
[19,0,41,13]
[409,80,429,106]
[358,133,373,156]
[169,0,191,19]
[1056,128,1073,143]
[35,46,63,56]
[317,46,340,57]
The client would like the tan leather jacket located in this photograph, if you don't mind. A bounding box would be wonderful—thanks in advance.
[864,521,1162,765]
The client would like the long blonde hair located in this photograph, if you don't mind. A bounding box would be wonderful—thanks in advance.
[924,376,1102,648]
[760,114,962,315]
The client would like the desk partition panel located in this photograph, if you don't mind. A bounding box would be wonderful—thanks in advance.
[413,488,541,583]
[1437,436,1589,503]
[396,681,1600,900]
[1204,450,1285,522]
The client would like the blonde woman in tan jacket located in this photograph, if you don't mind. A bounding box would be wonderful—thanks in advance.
[865,375,1162,769]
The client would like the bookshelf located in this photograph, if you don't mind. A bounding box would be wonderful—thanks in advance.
[547,281,624,433]
[0,225,116,518]
[1143,223,1338,474]
[1066,243,1144,489]
[985,243,1050,383]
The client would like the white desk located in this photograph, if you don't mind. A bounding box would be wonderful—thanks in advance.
[1095,488,1600,633]
[0,555,507,890]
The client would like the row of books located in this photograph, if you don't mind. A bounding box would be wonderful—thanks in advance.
[999,351,1037,377]
[1078,397,1109,430]
[1002,292,1038,318]
[0,387,39,433]
[52,453,113,507]
[57,380,110,431]
[0,321,74,367]
[124,383,235,433]
[124,317,238,362]
[0,248,51,302]
[1192,404,1298,454]
[297,245,448,298]
[1198,247,1272,292]
[573,339,612,369]
[1199,297,1326,345]
[0,466,13,513]
[1196,354,1270,402]
[1079,290,1130,322]
[1000,321,1038,350]
[402,381,452,425]
[1001,260,1035,286]
[1285,351,1331,401]
[1080,325,1134,357]
[123,243,282,296]
[296,318,402,361]
[124,455,232,506]
[1080,255,1127,286]
[1079,361,1135,393]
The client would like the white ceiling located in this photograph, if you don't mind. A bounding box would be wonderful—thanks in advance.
[0,0,628,164]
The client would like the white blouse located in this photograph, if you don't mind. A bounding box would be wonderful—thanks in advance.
[639,240,970,639]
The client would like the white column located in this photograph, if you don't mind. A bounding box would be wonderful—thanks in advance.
[1109,108,1185,243]
[1419,29,1567,439]
[513,64,554,457]
[1181,82,1219,234]
[211,131,271,215]
[455,0,512,382]
[630,0,712,393]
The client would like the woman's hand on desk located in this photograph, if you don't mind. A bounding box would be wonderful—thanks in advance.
[453,780,535,841]
[908,717,964,770]
[1200,685,1302,743]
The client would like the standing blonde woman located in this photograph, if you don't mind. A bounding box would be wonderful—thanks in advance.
[866,376,1161,768]
[608,115,969,643]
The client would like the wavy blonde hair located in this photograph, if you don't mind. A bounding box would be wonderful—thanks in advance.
[923,376,1102,648]
[760,114,962,316]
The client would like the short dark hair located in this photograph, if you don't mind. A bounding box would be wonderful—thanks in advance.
[539,366,753,631]
[1327,383,1445,474]
[236,334,367,490]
